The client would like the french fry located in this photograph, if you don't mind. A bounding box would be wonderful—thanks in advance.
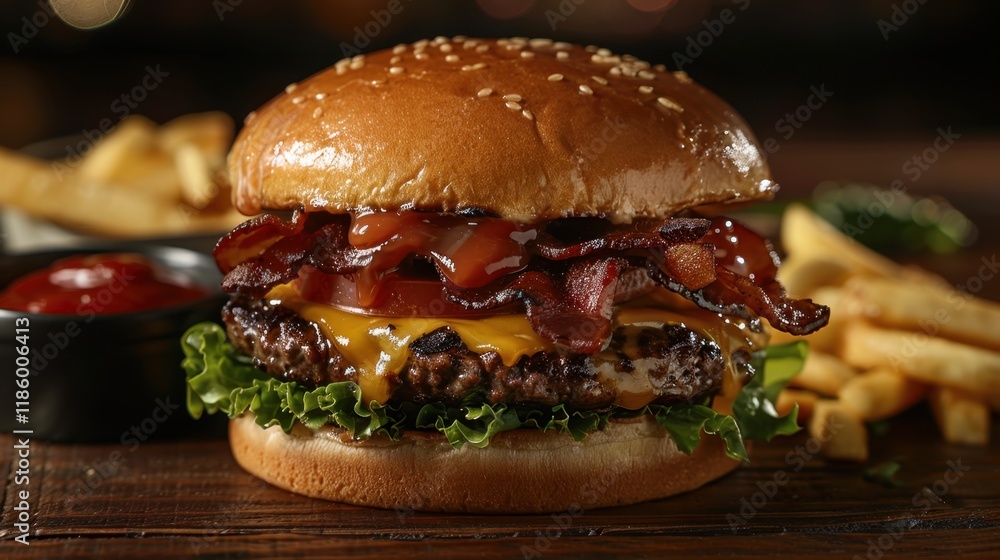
[789,351,857,396]
[776,256,852,299]
[842,322,1000,400]
[175,142,215,208]
[0,148,244,236]
[843,275,1000,351]
[781,204,901,278]
[76,115,157,182]
[0,148,180,236]
[158,111,234,165]
[929,386,990,446]
[838,368,926,421]
[809,399,869,462]
[0,111,245,238]
[76,118,188,204]
[780,204,946,289]
[776,388,819,422]
[774,205,999,458]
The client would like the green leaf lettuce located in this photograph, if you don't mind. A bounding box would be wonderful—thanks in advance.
[182,322,807,462]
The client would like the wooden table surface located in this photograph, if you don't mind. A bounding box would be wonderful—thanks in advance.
[1,407,998,559]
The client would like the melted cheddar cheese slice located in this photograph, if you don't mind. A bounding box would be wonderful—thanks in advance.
[266,283,762,410]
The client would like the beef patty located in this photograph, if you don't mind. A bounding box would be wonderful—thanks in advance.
[221,296,733,410]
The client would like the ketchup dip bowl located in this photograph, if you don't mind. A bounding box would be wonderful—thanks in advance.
[0,245,229,442]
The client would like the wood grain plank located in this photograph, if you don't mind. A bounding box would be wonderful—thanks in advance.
[1,408,997,560]
[3,531,1000,560]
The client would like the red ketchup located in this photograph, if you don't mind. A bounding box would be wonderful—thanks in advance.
[0,253,210,314]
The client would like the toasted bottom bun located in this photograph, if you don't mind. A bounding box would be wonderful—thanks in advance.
[229,413,743,513]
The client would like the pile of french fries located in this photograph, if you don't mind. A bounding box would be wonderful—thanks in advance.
[773,204,998,461]
[0,112,248,238]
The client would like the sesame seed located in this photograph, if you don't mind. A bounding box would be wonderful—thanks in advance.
[512,36,529,43]
[453,35,468,42]
[609,67,622,76]
[520,50,535,58]
[591,54,622,65]
[638,70,656,80]
[415,52,428,60]
[350,60,364,70]
[243,111,256,124]
[554,41,571,49]
[336,66,347,75]
[503,94,522,102]
[522,109,534,120]
[393,44,407,54]
[579,84,593,95]
[476,44,489,53]
[291,95,304,104]
[472,62,487,70]
[312,107,323,118]
[389,66,405,75]
[654,64,666,72]
[434,35,448,44]
[547,73,564,82]
[597,48,612,56]
[591,75,608,85]
[657,97,683,112]
[529,38,553,48]
[506,43,524,50]
[505,101,522,110]
[285,83,298,94]
[413,39,429,49]
[315,93,326,100]
[446,54,459,62]
[440,43,453,53]
[585,45,599,52]
[639,85,653,94]
[463,40,478,49]
[673,71,692,83]
[390,55,401,64]
[497,38,510,46]
[477,88,493,98]
[556,51,569,60]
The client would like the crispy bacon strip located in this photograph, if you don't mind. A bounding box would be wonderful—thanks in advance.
[532,217,711,260]
[215,211,830,350]
[441,258,629,353]
[699,216,828,335]
[213,213,303,274]
[215,211,371,297]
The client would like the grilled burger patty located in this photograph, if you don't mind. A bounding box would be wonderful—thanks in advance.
[221,296,732,410]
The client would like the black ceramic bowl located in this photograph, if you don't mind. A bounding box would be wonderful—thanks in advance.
[0,245,229,442]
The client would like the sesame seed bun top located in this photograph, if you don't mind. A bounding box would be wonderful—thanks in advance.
[229,37,776,223]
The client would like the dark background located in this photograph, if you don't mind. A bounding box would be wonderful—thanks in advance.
[0,0,995,195]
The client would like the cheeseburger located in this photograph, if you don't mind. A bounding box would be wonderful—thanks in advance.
[183,37,829,513]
